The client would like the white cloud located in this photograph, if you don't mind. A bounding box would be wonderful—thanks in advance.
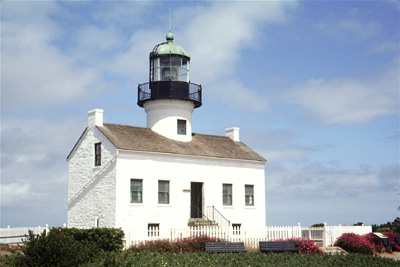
[265,163,399,225]
[2,2,103,109]
[316,14,380,41]
[287,67,399,125]
[174,1,297,112]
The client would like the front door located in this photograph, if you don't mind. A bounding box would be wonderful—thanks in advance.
[190,182,203,218]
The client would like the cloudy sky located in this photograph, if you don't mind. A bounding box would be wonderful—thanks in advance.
[1,1,399,228]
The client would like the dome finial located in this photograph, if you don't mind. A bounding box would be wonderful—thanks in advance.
[166,31,174,42]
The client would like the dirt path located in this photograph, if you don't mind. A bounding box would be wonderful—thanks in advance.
[380,252,400,261]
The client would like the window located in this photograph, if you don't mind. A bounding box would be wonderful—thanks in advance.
[94,143,101,166]
[232,224,241,235]
[130,179,143,203]
[223,184,232,206]
[148,223,160,237]
[158,180,169,204]
[177,119,186,135]
[245,185,254,206]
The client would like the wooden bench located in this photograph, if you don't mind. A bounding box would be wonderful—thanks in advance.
[205,242,246,253]
[259,241,299,253]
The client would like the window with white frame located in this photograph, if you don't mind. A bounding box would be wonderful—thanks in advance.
[245,185,254,206]
[158,180,169,204]
[130,179,143,203]
[94,142,101,166]
[223,184,232,206]
[232,223,241,235]
[148,223,160,237]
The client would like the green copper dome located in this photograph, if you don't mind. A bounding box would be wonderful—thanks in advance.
[153,32,190,58]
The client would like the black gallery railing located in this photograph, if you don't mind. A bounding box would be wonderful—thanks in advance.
[138,81,202,108]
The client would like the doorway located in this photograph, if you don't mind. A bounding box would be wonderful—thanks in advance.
[190,182,203,218]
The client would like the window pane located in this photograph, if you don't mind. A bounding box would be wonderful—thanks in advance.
[158,180,169,204]
[177,120,186,135]
[131,179,142,203]
[94,143,101,166]
[245,185,254,206]
[223,184,232,205]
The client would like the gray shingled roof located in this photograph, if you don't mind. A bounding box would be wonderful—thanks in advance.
[96,123,266,162]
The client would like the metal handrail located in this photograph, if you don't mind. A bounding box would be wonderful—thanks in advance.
[190,206,213,224]
[137,82,202,107]
[206,206,230,227]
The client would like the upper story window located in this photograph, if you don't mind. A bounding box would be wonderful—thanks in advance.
[223,184,232,206]
[245,185,254,206]
[130,179,143,203]
[94,143,101,167]
[177,119,186,135]
[158,180,170,204]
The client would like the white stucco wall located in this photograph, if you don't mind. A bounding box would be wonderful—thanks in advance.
[144,99,194,142]
[114,150,266,239]
[67,127,117,228]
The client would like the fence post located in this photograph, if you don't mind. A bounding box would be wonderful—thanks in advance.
[297,223,301,238]
[323,222,327,247]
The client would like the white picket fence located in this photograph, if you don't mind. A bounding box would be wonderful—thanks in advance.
[0,223,372,248]
[0,225,50,245]
[126,223,372,248]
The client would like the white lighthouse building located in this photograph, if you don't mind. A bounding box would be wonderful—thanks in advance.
[67,32,267,239]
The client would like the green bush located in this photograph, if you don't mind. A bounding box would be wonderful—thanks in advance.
[13,228,99,267]
[12,227,124,266]
[334,233,375,255]
[62,227,125,252]
[86,251,399,267]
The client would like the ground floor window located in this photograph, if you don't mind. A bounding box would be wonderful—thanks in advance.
[232,223,241,235]
[148,223,160,237]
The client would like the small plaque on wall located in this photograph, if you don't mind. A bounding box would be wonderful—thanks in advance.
[183,189,191,193]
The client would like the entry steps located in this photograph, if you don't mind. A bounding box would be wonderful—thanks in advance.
[188,218,218,227]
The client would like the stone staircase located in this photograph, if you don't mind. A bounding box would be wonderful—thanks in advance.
[187,218,218,227]
[322,246,347,255]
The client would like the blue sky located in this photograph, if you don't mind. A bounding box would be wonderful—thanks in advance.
[1,1,399,228]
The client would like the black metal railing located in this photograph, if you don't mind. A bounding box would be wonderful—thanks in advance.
[137,81,202,108]
[190,206,213,223]
[206,206,230,227]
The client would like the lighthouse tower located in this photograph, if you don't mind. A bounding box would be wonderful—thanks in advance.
[137,32,202,142]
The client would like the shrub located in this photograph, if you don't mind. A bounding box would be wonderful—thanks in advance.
[14,228,99,267]
[274,238,323,255]
[334,233,375,255]
[128,235,223,253]
[62,227,125,252]
[291,238,324,255]
[382,231,400,252]
[363,232,383,253]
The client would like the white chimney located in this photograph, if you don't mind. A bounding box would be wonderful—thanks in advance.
[225,127,240,142]
[88,109,103,128]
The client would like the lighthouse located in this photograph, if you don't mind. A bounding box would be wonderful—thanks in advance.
[137,32,202,142]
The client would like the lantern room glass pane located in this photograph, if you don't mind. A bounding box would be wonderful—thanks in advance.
[152,56,190,82]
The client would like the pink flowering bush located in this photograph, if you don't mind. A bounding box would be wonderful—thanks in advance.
[334,233,375,255]
[363,232,383,252]
[128,235,223,253]
[274,238,324,255]
[382,231,400,252]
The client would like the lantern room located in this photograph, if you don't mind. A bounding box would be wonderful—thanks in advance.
[138,32,202,108]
